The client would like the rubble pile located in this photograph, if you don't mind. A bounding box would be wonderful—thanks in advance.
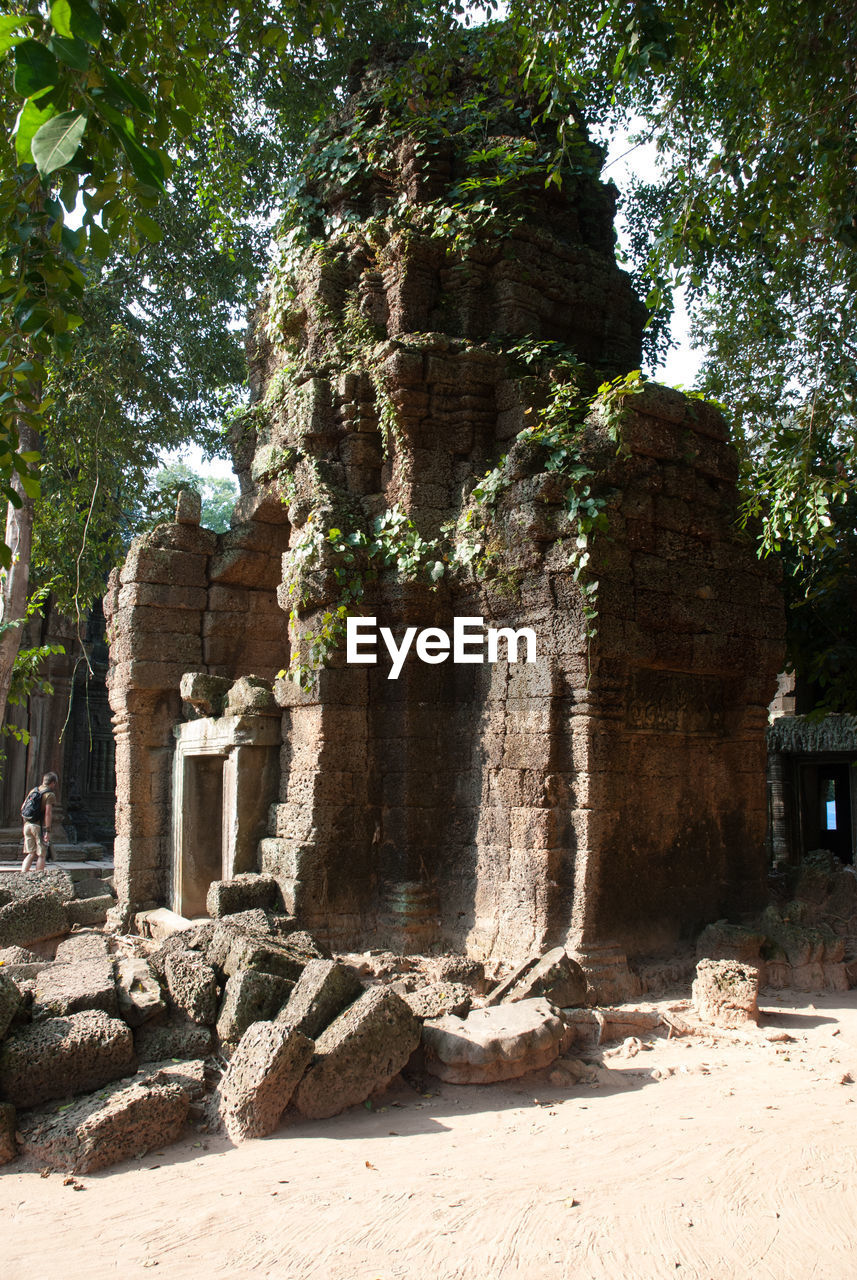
[3,857,855,1176]
[0,871,601,1174]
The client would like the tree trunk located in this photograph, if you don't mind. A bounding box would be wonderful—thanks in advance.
[0,422,37,733]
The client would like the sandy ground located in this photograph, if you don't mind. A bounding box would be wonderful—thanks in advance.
[4,989,857,1280]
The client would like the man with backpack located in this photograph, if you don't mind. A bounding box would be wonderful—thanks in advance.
[20,771,59,873]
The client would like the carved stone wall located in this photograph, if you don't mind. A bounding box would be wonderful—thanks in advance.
[106,44,784,977]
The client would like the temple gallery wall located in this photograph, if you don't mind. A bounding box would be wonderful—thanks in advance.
[104,44,784,994]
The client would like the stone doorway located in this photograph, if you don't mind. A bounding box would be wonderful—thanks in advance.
[170,715,280,919]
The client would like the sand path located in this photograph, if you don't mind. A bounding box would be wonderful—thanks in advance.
[4,990,857,1280]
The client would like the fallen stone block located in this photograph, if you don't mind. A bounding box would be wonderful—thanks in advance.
[696,919,765,964]
[0,945,40,966]
[692,958,760,1028]
[486,948,587,1009]
[147,920,219,982]
[32,958,118,1021]
[206,874,280,919]
[425,955,487,992]
[0,892,69,949]
[164,950,219,1025]
[54,932,111,963]
[293,987,420,1120]
[134,1015,213,1063]
[0,1009,135,1108]
[139,1057,208,1103]
[277,959,363,1039]
[0,868,75,904]
[116,957,166,1028]
[0,1100,16,1164]
[18,1076,189,1173]
[0,970,22,1042]
[73,877,116,901]
[135,907,194,942]
[219,931,308,984]
[0,961,50,983]
[217,1021,313,1142]
[422,998,565,1084]
[217,970,294,1044]
[402,982,472,1021]
[66,895,113,927]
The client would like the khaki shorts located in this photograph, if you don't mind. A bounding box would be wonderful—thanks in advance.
[23,822,45,857]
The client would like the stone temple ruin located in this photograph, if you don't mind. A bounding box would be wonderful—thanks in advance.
[104,42,784,1000]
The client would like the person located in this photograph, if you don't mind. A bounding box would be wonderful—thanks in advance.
[21,771,58,873]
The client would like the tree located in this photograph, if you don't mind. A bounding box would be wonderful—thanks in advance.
[0,0,476,729]
[506,0,857,707]
[149,462,238,533]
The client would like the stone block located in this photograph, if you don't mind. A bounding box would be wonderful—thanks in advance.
[0,892,69,949]
[32,958,118,1021]
[0,944,39,966]
[164,951,219,1025]
[0,1010,135,1108]
[73,877,116,901]
[66,895,114,928]
[54,932,111,962]
[0,969,22,1041]
[0,867,75,903]
[116,957,166,1028]
[692,958,759,1028]
[176,489,203,523]
[215,928,324,984]
[486,948,587,1009]
[18,1076,189,1174]
[402,982,472,1020]
[134,1015,213,1063]
[422,998,565,1084]
[120,544,208,588]
[140,1056,207,1102]
[225,676,279,717]
[293,987,420,1120]
[217,970,294,1044]
[696,919,765,964]
[206,874,280,919]
[277,959,363,1040]
[146,920,219,981]
[217,1021,314,1142]
[180,670,231,716]
[0,1100,15,1164]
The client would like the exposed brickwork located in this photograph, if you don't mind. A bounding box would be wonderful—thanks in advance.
[106,48,783,974]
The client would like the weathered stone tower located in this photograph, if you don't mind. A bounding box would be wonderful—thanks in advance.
[105,38,783,992]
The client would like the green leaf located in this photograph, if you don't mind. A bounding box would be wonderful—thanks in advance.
[19,473,41,499]
[49,1,74,39]
[31,111,87,178]
[0,32,26,56]
[105,119,165,190]
[100,65,152,115]
[15,98,58,165]
[0,16,32,39]
[87,222,110,259]
[13,40,60,98]
[66,0,101,45]
[174,79,199,115]
[133,213,162,243]
[48,34,90,71]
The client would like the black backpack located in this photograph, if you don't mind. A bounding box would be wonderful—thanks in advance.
[21,787,43,823]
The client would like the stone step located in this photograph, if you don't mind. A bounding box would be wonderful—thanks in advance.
[0,842,106,864]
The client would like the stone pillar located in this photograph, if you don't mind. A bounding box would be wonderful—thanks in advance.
[105,513,214,924]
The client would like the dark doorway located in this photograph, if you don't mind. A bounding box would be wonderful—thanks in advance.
[799,760,855,864]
